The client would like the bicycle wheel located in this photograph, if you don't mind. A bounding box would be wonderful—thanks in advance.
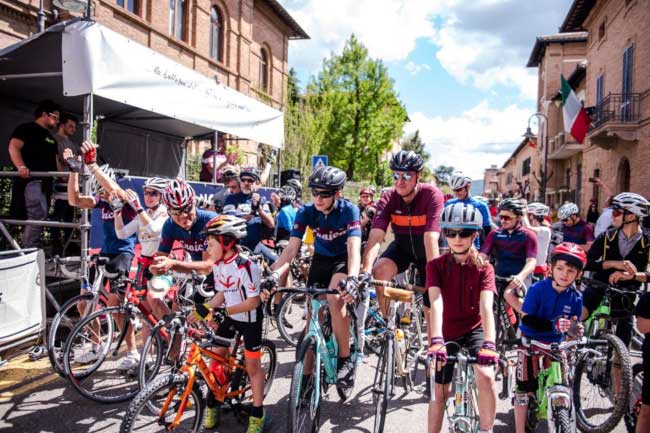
[289,336,320,433]
[553,406,573,433]
[277,292,308,347]
[63,306,156,403]
[373,336,394,433]
[573,332,632,433]
[624,363,644,433]
[47,291,108,377]
[120,373,205,433]
[233,339,277,403]
[137,325,168,391]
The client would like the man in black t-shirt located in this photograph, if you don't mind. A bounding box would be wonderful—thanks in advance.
[8,100,61,248]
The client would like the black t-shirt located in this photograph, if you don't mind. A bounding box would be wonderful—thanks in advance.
[11,122,58,172]
[635,292,650,364]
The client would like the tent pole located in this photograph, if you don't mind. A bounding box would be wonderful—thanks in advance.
[80,94,93,281]
[212,131,218,184]
[37,0,45,33]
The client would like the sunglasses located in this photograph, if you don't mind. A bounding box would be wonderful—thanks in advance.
[444,228,476,239]
[612,207,627,218]
[392,172,413,182]
[311,189,335,198]
[498,214,515,221]
[240,178,255,184]
[170,206,193,217]
[144,190,160,197]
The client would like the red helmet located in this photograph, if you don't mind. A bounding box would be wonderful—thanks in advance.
[360,187,374,196]
[551,242,587,270]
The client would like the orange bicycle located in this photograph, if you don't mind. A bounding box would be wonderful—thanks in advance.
[120,315,277,433]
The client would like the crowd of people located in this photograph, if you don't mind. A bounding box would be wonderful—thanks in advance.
[5,100,650,433]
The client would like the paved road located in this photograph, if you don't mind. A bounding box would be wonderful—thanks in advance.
[0,329,630,433]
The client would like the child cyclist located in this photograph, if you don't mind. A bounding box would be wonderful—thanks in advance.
[181,215,267,433]
[513,242,585,433]
[426,202,499,433]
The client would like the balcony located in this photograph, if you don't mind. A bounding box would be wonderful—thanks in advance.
[548,132,584,160]
[588,93,641,148]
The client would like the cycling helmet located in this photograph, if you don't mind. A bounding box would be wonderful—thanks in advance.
[221,165,240,182]
[308,166,346,191]
[449,172,472,191]
[222,204,238,215]
[389,150,424,173]
[285,178,302,196]
[550,242,587,270]
[162,178,195,210]
[204,215,247,239]
[143,177,168,193]
[527,202,550,217]
[359,187,374,196]
[612,192,650,217]
[498,198,526,216]
[440,202,483,230]
[90,164,115,194]
[279,185,297,203]
[240,167,260,182]
[558,202,579,220]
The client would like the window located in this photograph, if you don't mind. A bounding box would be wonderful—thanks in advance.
[521,157,531,177]
[169,0,186,41]
[210,7,224,62]
[565,168,571,188]
[622,45,634,119]
[598,21,606,40]
[596,74,604,105]
[506,172,513,185]
[259,48,269,92]
[117,0,137,13]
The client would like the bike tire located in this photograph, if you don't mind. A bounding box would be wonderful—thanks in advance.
[573,332,632,433]
[624,363,644,433]
[136,325,167,391]
[277,292,308,347]
[234,339,277,403]
[373,336,394,433]
[289,336,320,433]
[554,406,573,433]
[120,373,206,433]
[47,291,108,377]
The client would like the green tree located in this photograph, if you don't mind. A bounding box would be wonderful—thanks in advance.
[309,35,407,181]
[433,164,455,186]
[401,130,433,180]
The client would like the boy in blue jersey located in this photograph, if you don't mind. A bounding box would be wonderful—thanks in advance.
[446,171,492,247]
[513,242,585,433]
[264,166,362,389]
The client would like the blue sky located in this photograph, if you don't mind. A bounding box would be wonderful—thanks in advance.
[280,0,575,179]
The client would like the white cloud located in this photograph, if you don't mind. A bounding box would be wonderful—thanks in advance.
[404,61,431,76]
[405,100,532,179]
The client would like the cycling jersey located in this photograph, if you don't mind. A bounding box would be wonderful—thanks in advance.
[225,192,274,250]
[519,278,583,343]
[533,226,551,266]
[561,219,594,245]
[93,196,137,255]
[276,203,297,242]
[445,196,492,248]
[158,209,217,260]
[291,199,361,257]
[115,205,168,257]
[372,183,444,261]
[212,253,261,323]
[480,224,537,277]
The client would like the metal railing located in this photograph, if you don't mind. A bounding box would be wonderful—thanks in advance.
[591,93,640,129]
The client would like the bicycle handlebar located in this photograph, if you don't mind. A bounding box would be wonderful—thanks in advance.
[368,279,427,293]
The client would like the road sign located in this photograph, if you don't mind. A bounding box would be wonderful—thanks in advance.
[312,155,328,171]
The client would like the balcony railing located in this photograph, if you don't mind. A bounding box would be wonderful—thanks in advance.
[591,93,640,129]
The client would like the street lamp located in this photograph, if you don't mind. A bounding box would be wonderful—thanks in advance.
[53,0,92,18]
[523,112,549,201]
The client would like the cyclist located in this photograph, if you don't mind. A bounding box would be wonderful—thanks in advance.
[275,185,298,245]
[426,202,498,433]
[556,202,594,251]
[446,171,492,247]
[265,165,362,389]
[66,142,140,368]
[358,187,376,245]
[479,198,537,314]
[182,215,267,432]
[513,242,585,433]
[525,202,552,280]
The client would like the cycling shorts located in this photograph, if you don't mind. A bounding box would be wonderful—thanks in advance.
[515,344,552,393]
[435,327,484,385]
[379,240,428,307]
[89,253,134,295]
[216,315,263,352]
[307,254,348,288]
[135,256,154,291]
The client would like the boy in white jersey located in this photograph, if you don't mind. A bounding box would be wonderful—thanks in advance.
[525,202,552,280]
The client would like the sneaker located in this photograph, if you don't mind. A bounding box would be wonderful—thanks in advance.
[247,409,267,433]
[117,351,140,371]
[336,357,355,389]
[204,406,219,429]
[75,344,107,364]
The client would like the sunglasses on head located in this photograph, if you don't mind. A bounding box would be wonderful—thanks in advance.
[498,214,515,221]
[392,172,413,182]
[444,228,476,239]
[311,189,336,198]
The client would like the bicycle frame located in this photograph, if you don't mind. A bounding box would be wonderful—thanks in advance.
[450,353,480,433]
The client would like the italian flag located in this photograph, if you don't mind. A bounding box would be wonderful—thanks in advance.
[561,75,590,144]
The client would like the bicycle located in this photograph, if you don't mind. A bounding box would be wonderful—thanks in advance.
[625,362,644,433]
[273,249,312,347]
[493,275,520,350]
[285,285,363,433]
[120,315,277,432]
[572,277,635,433]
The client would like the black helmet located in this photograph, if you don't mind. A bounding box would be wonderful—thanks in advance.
[240,167,260,182]
[390,150,424,173]
[498,198,526,216]
[308,166,346,191]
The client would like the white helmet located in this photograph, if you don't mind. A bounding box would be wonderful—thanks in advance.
[558,202,579,220]
[440,202,483,230]
[527,202,550,217]
[612,192,650,217]
[449,172,472,191]
[90,164,115,194]
[143,177,168,193]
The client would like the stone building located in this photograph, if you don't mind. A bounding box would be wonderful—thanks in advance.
[0,0,308,164]
[497,138,541,200]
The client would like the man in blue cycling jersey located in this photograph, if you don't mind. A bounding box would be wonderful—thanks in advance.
[446,171,492,247]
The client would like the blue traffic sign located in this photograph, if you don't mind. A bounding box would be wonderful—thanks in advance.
[312,155,328,170]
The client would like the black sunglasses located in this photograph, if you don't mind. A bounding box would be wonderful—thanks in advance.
[443,228,476,239]
[240,178,255,184]
[311,189,335,198]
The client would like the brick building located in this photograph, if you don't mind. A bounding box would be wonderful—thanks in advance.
[482,164,500,198]
[496,138,541,200]
[0,0,308,164]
